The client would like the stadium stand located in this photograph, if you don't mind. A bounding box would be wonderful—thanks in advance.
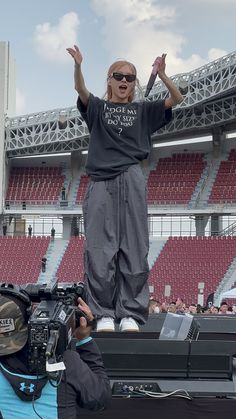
[0,236,50,284]
[76,153,207,206]
[2,45,236,415]
[209,149,236,204]
[148,236,236,304]
[75,174,89,204]
[2,147,236,306]
[1,49,236,310]
[147,152,206,204]
[6,166,65,205]
[56,236,85,282]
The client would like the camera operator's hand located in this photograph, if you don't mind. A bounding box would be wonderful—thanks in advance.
[74,297,95,341]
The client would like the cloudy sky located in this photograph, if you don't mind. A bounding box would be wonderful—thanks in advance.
[0,0,235,116]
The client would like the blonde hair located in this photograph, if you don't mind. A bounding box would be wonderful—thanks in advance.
[106,60,137,103]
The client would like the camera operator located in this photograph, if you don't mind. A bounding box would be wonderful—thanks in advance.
[0,289,111,419]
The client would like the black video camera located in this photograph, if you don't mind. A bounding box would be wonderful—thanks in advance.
[23,281,87,374]
[0,280,89,374]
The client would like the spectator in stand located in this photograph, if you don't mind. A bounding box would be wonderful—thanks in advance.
[201,306,210,314]
[179,303,186,313]
[160,301,169,313]
[148,299,160,314]
[210,305,219,314]
[196,304,203,314]
[41,256,47,273]
[167,301,177,314]
[51,227,55,241]
[219,301,231,314]
[2,223,7,236]
[28,225,32,237]
[175,297,185,314]
[61,186,66,200]
[73,226,79,236]
[188,304,197,314]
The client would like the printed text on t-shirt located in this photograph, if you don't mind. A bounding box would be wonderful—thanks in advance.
[104,103,137,135]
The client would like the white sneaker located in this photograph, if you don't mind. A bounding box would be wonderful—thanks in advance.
[96,317,115,332]
[119,317,139,332]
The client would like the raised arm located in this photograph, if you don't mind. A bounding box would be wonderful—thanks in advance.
[66,45,90,107]
[157,54,184,109]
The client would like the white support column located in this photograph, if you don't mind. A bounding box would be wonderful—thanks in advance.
[0,41,16,215]
[62,216,72,239]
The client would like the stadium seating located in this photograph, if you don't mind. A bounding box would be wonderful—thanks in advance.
[209,149,236,203]
[148,236,236,304]
[75,174,89,204]
[0,236,50,284]
[76,153,207,206]
[147,153,206,204]
[56,236,85,282]
[6,166,65,204]
[2,150,236,307]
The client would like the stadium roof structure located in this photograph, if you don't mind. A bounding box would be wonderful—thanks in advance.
[4,50,236,157]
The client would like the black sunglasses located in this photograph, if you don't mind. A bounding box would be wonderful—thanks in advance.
[111,72,136,82]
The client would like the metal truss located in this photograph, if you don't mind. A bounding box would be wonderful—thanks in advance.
[5,111,90,157]
[4,51,236,157]
[153,92,236,142]
[144,50,236,107]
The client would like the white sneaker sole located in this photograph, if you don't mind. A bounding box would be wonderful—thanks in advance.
[120,327,139,332]
[96,327,115,332]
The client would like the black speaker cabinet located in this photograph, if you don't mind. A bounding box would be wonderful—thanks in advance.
[95,337,235,380]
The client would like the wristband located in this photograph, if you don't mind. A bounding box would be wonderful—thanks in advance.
[76,336,93,347]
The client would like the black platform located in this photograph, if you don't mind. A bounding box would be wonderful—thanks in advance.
[140,313,236,340]
[92,313,236,342]
[85,314,236,417]
[93,335,236,394]
[92,313,236,339]
[80,398,236,419]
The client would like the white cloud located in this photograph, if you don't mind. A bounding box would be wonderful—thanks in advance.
[92,0,176,25]
[197,0,235,4]
[16,88,26,115]
[207,48,228,61]
[90,0,183,82]
[90,0,228,84]
[33,12,79,63]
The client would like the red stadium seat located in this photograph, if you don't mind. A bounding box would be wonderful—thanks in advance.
[148,236,236,305]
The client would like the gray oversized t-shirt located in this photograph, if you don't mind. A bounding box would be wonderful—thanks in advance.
[77,94,172,180]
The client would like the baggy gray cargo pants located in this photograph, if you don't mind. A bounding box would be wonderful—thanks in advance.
[82,164,149,324]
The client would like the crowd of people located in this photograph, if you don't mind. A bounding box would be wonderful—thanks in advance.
[148,297,236,315]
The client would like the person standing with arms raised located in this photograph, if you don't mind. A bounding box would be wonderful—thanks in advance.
[67,44,183,332]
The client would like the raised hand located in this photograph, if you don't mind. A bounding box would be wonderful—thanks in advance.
[66,44,83,66]
[157,53,167,77]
